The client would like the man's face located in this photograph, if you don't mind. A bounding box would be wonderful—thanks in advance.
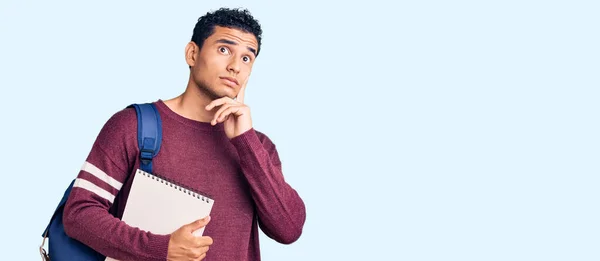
[188,26,258,100]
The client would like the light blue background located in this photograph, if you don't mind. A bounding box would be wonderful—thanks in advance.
[1,0,598,260]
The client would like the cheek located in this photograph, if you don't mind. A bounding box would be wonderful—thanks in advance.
[196,60,220,79]
[242,64,254,76]
[238,71,250,84]
[197,51,224,70]
[204,54,224,67]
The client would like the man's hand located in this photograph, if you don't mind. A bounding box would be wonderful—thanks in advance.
[167,216,213,261]
[205,81,252,139]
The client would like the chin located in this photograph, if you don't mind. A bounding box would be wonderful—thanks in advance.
[222,94,236,100]
[216,86,237,98]
[210,89,236,100]
[196,85,228,100]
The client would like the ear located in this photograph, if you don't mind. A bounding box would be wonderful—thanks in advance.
[185,42,198,67]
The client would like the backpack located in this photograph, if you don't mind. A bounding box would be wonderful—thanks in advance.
[39,103,163,261]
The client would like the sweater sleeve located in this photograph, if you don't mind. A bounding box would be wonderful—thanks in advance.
[62,108,170,261]
[230,128,306,244]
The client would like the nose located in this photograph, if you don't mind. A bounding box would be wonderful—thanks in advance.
[227,57,241,74]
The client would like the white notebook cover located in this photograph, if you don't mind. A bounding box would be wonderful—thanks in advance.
[105,169,214,261]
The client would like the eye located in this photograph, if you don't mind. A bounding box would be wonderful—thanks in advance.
[242,55,252,63]
[219,47,230,54]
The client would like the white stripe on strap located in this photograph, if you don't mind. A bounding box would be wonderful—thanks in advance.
[81,161,123,190]
[73,178,116,203]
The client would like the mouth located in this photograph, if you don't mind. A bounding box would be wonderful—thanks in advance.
[219,77,239,87]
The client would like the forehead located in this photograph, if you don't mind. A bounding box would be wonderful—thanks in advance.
[207,26,258,50]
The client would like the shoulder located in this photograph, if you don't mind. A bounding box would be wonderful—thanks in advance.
[92,106,139,153]
[252,129,282,162]
[78,105,144,177]
[98,106,137,139]
[253,129,277,147]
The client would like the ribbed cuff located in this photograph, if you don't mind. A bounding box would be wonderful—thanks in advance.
[230,128,264,157]
[146,233,171,261]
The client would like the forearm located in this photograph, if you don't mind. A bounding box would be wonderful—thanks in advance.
[231,129,306,244]
[63,190,170,261]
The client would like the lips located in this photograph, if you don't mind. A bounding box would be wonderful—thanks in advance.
[220,77,238,87]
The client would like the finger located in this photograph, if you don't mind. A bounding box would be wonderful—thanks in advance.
[214,106,244,125]
[205,97,229,111]
[195,252,207,261]
[205,97,233,110]
[186,216,211,232]
[211,103,235,125]
[197,246,209,255]
[236,79,248,103]
[194,236,214,247]
[190,246,209,258]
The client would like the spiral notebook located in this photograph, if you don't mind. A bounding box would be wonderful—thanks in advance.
[105,169,215,261]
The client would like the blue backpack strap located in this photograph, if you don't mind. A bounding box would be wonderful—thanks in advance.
[39,103,163,261]
[41,179,76,237]
[128,103,162,173]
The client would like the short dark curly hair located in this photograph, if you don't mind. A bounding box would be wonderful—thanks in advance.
[191,7,263,56]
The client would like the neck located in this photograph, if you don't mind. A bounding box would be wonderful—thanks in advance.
[163,78,215,123]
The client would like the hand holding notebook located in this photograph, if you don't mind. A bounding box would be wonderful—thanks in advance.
[105,169,215,261]
[166,216,213,260]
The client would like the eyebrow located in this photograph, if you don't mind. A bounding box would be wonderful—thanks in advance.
[216,39,257,57]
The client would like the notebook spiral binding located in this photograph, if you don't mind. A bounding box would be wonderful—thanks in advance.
[138,169,213,204]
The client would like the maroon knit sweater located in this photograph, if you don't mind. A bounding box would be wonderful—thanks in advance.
[62,100,306,261]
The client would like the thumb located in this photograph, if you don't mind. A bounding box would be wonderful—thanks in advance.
[186,216,211,232]
[236,79,248,103]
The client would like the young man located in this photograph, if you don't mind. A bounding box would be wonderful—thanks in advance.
[62,8,306,261]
